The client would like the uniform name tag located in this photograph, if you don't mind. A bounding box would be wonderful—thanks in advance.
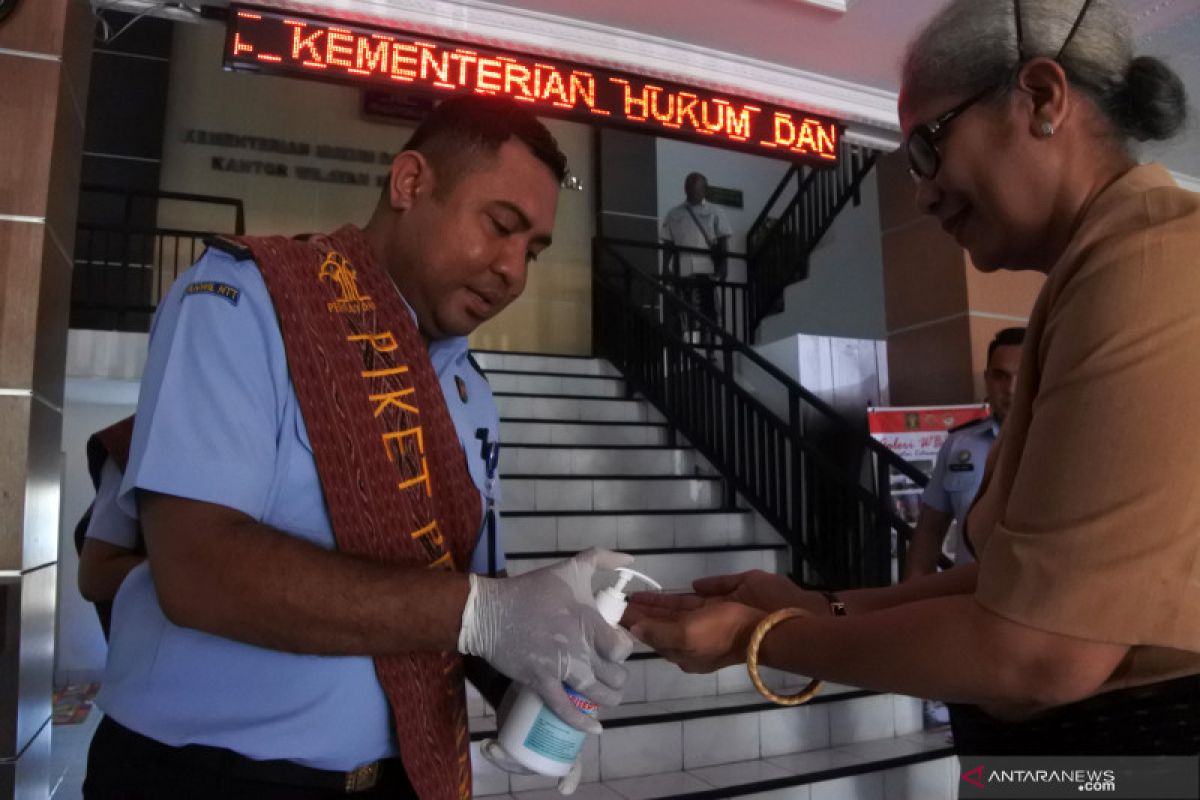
[184,281,240,306]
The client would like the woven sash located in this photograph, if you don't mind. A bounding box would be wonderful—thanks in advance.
[238,225,480,800]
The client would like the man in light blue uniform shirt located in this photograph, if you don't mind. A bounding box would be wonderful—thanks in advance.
[902,327,1022,730]
[903,327,1024,580]
[98,253,503,769]
[85,96,630,800]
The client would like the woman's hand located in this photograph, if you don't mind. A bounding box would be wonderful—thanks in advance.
[691,570,825,615]
[626,599,766,674]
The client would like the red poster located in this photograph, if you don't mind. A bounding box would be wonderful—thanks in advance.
[868,404,989,525]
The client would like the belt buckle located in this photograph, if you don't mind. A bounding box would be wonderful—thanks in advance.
[344,761,380,793]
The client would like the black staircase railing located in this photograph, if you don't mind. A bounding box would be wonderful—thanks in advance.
[71,185,245,332]
[746,143,879,334]
[599,236,755,344]
[594,237,928,589]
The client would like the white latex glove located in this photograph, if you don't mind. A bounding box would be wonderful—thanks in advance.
[458,548,635,733]
[479,686,584,795]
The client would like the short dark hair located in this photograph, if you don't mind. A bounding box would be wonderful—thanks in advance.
[987,327,1025,363]
[402,95,567,197]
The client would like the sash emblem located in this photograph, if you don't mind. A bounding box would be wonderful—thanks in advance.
[319,250,376,313]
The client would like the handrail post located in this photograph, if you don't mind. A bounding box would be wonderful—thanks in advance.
[787,386,805,578]
[871,447,893,586]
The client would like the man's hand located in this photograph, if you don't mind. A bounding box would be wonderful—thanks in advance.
[629,600,765,674]
[480,686,584,795]
[458,549,634,734]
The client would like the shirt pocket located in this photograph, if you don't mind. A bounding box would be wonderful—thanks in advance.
[942,470,979,496]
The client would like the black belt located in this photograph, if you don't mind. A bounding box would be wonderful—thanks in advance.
[98,716,406,794]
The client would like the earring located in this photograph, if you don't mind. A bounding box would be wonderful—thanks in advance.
[1040,120,1055,137]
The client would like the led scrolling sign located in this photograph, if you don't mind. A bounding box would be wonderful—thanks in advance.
[225,6,841,164]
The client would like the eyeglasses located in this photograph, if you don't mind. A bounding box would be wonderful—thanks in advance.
[905,86,995,181]
[906,0,1095,183]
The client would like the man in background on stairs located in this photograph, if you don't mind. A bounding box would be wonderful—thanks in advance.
[661,172,732,343]
[902,327,1024,581]
[84,95,631,800]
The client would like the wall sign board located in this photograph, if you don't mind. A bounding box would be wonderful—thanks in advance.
[225,5,840,165]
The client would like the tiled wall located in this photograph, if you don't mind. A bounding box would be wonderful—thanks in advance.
[876,150,1044,405]
[0,0,93,796]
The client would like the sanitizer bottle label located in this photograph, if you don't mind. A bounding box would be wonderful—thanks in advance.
[522,686,596,764]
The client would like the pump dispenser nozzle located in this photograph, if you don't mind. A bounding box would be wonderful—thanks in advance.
[595,567,662,625]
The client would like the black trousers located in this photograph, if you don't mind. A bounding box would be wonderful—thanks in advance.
[671,275,720,343]
[949,673,1200,756]
[84,716,417,799]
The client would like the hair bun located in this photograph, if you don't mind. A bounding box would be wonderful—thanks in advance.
[1118,56,1188,142]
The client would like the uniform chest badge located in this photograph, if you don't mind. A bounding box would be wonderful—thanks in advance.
[949,448,976,472]
[455,375,469,403]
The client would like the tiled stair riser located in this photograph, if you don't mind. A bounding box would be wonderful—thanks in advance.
[504,447,715,477]
[502,478,723,513]
[503,512,762,552]
[470,694,931,796]
[503,421,668,447]
[496,396,664,424]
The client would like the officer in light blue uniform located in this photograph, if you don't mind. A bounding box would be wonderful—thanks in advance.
[100,243,503,772]
[903,327,1023,580]
[919,416,998,566]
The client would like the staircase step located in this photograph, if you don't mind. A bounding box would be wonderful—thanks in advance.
[471,352,951,798]
[468,691,942,798]
[487,370,626,398]
[503,446,715,477]
[502,419,668,447]
[495,394,663,424]
[503,475,724,513]
[491,743,956,800]
[475,351,621,377]
[501,510,764,553]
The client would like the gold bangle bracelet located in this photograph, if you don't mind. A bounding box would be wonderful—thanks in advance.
[746,608,823,706]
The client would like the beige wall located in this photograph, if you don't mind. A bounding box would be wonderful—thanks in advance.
[876,150,1044,405]
[159,22,595,354]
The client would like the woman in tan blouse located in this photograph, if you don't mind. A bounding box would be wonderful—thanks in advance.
[627,0,1198,754]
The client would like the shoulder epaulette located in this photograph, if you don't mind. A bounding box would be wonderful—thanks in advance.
[203,235,253,261]
[947,416,989,434]
[466,352,490,384]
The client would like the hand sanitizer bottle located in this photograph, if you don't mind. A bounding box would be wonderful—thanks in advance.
[486,567,661,776]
